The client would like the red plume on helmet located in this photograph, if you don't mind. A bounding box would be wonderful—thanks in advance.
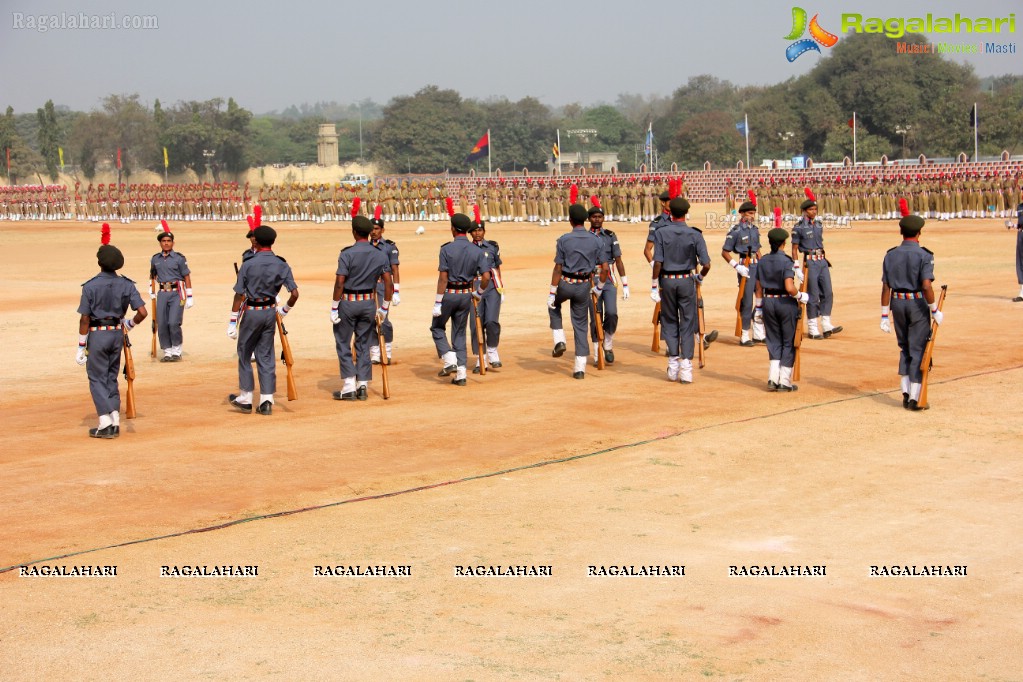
[101,223,111,245]
[804,188,815,202]
[773,207,782,227]
[591,195,601,209]
[569,184,579,205]
[351,197,361,218]
[747,190,757,207]
[473,204,481,224]
[445,196,455,217]
[899,198,910,217]
[669,179,681,200]
[246,205,262,231]
[374,204,382,220]
[161,219,169,232]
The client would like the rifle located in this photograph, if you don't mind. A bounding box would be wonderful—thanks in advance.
[123,330,136,419]
[696,279,707,369]
[276,312,297,401]
[591,285,606,370]
[150,277,158,358]
[471,297,487,376]
[651,302,661,353]
[793,255,810,381]
[376,315,390,399]
[734,254,751,337]
[918,285,948,409]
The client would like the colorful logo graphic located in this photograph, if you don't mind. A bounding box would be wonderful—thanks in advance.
[785,7,839,61]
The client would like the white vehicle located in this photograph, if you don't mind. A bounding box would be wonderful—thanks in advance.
[341,173,371,187]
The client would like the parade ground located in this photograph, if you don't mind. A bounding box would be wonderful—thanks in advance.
[1,208,1021,680]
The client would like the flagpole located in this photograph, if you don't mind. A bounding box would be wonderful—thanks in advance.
[487,128,492,178]
[557,129,562,175]
[744,113,750,170]
[853,111,857,166]
[973,103,978,161]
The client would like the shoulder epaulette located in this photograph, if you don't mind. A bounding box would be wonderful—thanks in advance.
[340,244,354,253]
[121,275,137,284]
[276,255,288,263]
[384,238,396,245]
[885,245,899,254]
[488,239,499,249]
[921,246,934,255]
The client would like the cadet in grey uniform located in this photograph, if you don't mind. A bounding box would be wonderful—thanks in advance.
[753,228,809,391]
[880,212,942,410]
[1014,202,1023,302]
[227,225,299,415]
[150,226,192,361]
[792,197,842,339]
[469,218,504,371]
[588,203,628,365]
[432,213,491,385]
[548,204,606,379]
[722,201,765,346]
[643,190,672,265]
[77,228,148,438]
[369,214,400,364]
[331,215,393,401]
[651,198,711,384]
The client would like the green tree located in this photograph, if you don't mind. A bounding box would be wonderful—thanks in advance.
[36,100,60,181]
[374,86,476,173]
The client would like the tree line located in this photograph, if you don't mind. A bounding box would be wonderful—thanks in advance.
[2,33,1020,183]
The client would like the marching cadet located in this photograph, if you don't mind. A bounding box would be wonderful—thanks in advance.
[753,228,809,392]
[331,215,393,401]
[369,206,400,364]
[469,212,505,371]
[587,198,628,365]
[792,190,842,340]
[549,200,607,380]
[650,198,710,384]
[722,198,765,346]
[643,189,672,265]
[227,225,299,415]
[1014,200,1023,302]
[150,223,193,361]
[432,211,491,386]
[77,224,148,438]
[880,204,943,410]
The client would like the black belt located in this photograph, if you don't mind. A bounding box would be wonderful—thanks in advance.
[661,270,693,277]
[445,282,472,290]
[562,271,594,280]
[763,288,787,296]
[90,317,120,326]
[343,288,374,295]
[248,298,274,305]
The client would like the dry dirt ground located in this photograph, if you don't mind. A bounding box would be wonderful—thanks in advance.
[1,207,1021,680]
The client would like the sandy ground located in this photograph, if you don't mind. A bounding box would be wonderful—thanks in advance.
[1,207,1021,680]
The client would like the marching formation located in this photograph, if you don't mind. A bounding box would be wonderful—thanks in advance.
[75,181,999,439]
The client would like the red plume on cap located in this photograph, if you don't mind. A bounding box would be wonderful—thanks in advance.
[773,207,782,227]
[101,223,111,245]
[374,204,382,220]
[445,196,455,217]
[473,204,481,224]
[253,205,261,227]
[668,179,679,200]
[161,219,169,232]
[747,190,757,207]
[569,184,579,205]
[351,197,361,218]
[591,195,601,209]
[899,198,910,217]
[804,187,815,202]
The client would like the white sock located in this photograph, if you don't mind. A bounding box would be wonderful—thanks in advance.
[110,410,120,427]
[900,375,910,395]
[573,356,587,372]
[97,413,113,429]
[442,351,456,367]
[455,366,467,380]
[342,377,356,393]
[667,356,680,380]
[236,390,253,405]
[780,366,794,387]
[603,333,613,350]
[259,393,274,405]
[552,328,567,345]
[769,360,781,385]
[909,383,921,401]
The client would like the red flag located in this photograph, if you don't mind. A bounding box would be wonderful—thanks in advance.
[466,132,489,163]
[847,117,855,129]
[116,148,122,169]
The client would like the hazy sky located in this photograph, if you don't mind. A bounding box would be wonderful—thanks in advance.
[2,0,1019,114]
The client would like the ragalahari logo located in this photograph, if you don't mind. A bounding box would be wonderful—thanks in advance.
[785,7,839,61]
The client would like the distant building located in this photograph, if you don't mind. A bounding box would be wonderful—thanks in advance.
[547,151,620,174]
[317,124,339,166]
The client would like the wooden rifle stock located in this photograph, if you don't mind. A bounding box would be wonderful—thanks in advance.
[150,277,158,358]
[697,280,706,369]
[651,302,661,353]
[793,255,810,381]
[918,285,948,409]
[376,316,390,399]
[276,312,297,400]
[592,288,606,370]
[123,330,136,419]
[734,254,750,337]
[472,297,486,376]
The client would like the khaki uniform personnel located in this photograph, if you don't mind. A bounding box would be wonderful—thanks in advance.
[76,226,148,438]
[150,225,193,361]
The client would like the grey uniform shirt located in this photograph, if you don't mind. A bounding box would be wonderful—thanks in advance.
[372,238,400,269]
[555,227,601,275]
[79,271,145,319]
[337,240,391,290]
[882,240,935,291]
[150,250,190,282]
[591,228,621,266]
[653,221,710,271]
[647,212,671,242]
[723,222,762,256]
[756,251,796,291]
[439,235,489,284]
[791,218,825,252]
[234,249,297,299]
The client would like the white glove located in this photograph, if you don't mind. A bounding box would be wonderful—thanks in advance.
[693,273,704,284]
[76,343,87,366]
[793,268,805,284]
[149,288,157,301]
[391,291,401,306]
[650,287,661,303]
[931,309,943,326]
[547,285,557,309]
[591,283,604,296]
[122,317,136,331]
[432,300,443,317]
[185,288,194,309]
[880,316,891,333]
[330,301,340,325]
[279,304,291,317]
[498,287,506,303]
[376,306,388,322]
[735,264,750,278]
[754,307,764,324]
[471,287,484,301]
[795,292,809,305]
[622,284,630,300]
[227,312,238,339]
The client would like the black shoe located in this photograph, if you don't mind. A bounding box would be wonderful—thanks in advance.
[171,355,182,362]
[472,365,481,374]
[767,380,779,392]
[822,326,843,338]
[808,333,824,340]
[333,390,357,401]
[356,386,368,401]
[88,425,118,439]
[739,340,754,347]
[703,330,719,349]
[160,355,173,362]
[112,425,120,436]
[438,364,457,376]
[753,338,767,345]
[902,392,910,409]
[451,378,467,386]
[604,349,615,364]
[490,360,502,368]
[777,384,798,392]
[228,394,252,412]
[572,371,585,380]
[552,342,566,358]
[1014,296,1023,302]
[257,400,273,415]
[371,359,381,365]
[908,399,928,411]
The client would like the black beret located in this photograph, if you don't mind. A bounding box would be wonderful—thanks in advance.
[568,204,589,225]
[451,213,473,233]
[245,229,255,238]
[253,225,277,246]
[587,205,604,216]
[767,228,789,244]
[669,198,690,218]
[899,214,925,235]
[157,231,174,242]
[738,201,756,213]
[658,190,671,202]
[97,244,124,271]
[370,217,384,228]
[352,215,373,235]
[800,199,817,211]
